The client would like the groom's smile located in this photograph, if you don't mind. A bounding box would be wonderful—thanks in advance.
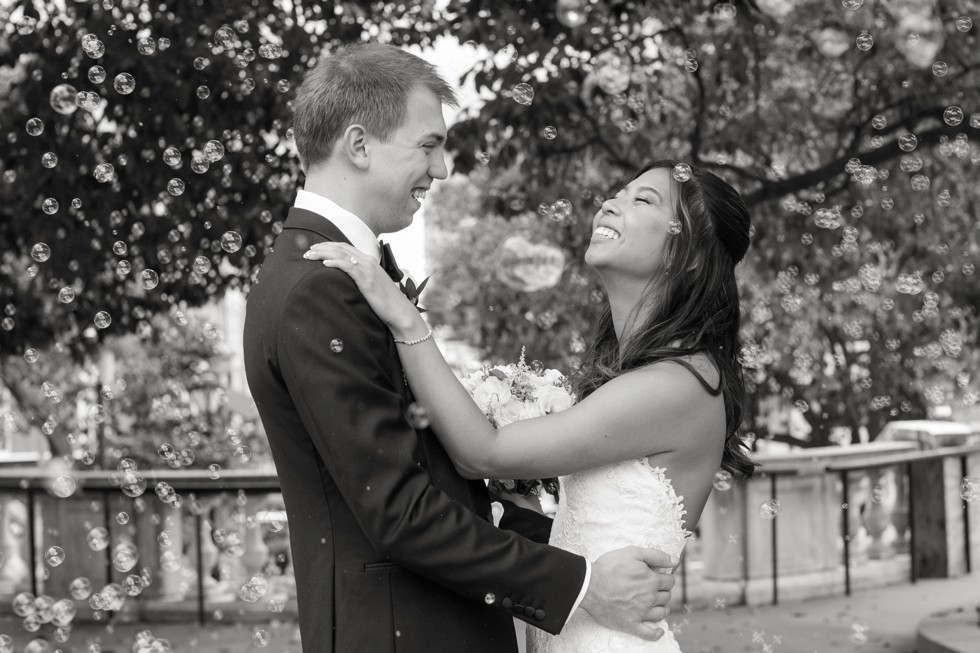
[364,85,449,233]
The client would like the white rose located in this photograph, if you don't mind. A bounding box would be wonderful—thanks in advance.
[526,373,551,387]
[535,385,574,415]
[495,400,525,426]
[540,368,566,385]
[472,377,512,414]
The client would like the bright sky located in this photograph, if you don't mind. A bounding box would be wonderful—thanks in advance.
[383,36,486,276]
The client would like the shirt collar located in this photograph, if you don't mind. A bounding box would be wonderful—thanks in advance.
[294,189,381,260]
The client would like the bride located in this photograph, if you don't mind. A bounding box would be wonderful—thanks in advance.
[305,159,756,652]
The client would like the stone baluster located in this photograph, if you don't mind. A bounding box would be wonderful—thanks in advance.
[156,503,186,601]
[0,496,30,594]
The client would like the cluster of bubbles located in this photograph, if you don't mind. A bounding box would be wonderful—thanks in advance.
[11,591,77,637]
[536,198,573,223]
[110,458,148,498]
[132,629,174,653]
[238,573,272,603]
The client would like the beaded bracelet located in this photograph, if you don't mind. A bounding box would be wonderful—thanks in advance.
[393,329,433,346]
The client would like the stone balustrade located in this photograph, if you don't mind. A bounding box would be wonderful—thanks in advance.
[0,442,977,624]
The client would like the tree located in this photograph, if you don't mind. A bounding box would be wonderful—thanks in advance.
[2,0,978,449]
[426,0,980,444]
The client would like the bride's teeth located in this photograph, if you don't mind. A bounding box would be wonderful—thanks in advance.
[594,226,620,240]
[412,189,426,200]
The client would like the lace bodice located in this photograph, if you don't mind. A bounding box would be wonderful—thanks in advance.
[529,458,690,653]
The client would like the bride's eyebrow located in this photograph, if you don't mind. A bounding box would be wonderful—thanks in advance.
[634,186,664,202]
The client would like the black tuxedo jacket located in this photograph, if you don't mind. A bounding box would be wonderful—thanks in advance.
[243,208,586,653]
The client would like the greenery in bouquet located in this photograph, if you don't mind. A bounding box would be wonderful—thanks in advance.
[460,348,574,499]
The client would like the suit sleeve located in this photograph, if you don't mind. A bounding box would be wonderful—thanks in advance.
[492,496,554,544]
[278,267,586,633]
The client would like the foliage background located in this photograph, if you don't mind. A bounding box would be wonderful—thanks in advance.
[1,0,978,459]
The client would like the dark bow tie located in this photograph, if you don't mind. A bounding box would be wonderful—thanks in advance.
[379,241,402,283]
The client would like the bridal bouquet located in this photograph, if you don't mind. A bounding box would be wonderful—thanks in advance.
[460,349,575,498]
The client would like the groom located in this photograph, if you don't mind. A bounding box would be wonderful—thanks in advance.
[243,42,676,653]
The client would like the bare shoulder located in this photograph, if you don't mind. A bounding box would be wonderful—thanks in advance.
[604,352,721,398]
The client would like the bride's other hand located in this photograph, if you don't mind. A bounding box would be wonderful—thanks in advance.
[304,243,426,339]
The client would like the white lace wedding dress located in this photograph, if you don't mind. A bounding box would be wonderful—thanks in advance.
[528,458,690,653]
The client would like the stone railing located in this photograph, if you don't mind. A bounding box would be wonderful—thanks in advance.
[0,466,296,624]
[0,442,977,622]
[693,441,980,606]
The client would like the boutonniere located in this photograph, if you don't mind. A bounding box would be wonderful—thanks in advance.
[399,275,429,314]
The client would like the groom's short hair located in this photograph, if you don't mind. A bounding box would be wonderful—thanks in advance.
[292,42,459,171]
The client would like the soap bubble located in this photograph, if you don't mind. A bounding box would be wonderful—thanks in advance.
[542,126,558,140]
[51,476,76,498]
[12,592,36,617]
[88,65,106,83]
[214,25,235,47]
[238,574,271,603]
[712,469,733,491]
[593,48,632,95]
[94,311,111,329]
[94,163,115,183]
[49,84,78,115]
[193,256,212,274]
[406,403,431,429]
[87,527,110,551]
[137,37,156,55]
[45,546,66,567]
[167,178,185,196]
[162,146,181,167]
[841,0,863,8]
[512,83,534,106]
[26,118,44,136]
[41,152,58,168]
[759,499,781,519]
[203,140,225,162]
[31,243,51,262]
[943,106,964,126]
[932,61,948,77]
[252,628,270,647]
[220,231,243,252]
[672,163,692,182]
[898,133,918,152]
[24,348,39,364]
[113,73,136,94]
[956,16,972,32]
[138,269,160,290]
[58,287,76,303]
[111,541,139,572]
[855,31,874,51]
[42,198,59,214]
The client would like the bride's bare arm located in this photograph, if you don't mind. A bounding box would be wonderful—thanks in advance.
[305,241,723,479]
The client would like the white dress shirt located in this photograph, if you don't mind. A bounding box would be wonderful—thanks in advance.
[294,189,382,262]
[292,187,592,627]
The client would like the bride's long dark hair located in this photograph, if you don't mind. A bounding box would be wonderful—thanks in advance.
[572,159,757,480]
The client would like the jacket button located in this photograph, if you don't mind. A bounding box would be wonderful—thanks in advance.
[501,597,513,609]
[534,609,546,621]
[523,606,535,618]
[512,604,524,615]
[484,593,495,605]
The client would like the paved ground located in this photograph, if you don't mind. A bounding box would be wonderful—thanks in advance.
[0,572,977,652]
[675,571,980,653]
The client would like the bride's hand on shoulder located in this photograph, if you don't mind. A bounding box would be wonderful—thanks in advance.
[304,242,421,334]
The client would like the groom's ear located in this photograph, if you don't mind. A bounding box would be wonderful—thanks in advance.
[340,124,370,170]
